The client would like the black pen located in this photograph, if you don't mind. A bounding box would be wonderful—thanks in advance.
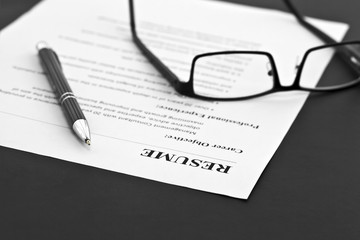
[36,42,91,145]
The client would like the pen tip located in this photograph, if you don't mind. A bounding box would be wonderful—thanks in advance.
[85,139,91,146]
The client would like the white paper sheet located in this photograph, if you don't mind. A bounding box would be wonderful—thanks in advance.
[0,0,348,199]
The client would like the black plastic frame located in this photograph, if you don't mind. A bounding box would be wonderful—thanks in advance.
[129,0,360,101]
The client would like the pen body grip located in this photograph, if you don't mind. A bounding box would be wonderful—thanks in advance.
[62,97,86,123]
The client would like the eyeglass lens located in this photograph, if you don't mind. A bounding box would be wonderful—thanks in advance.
[299,43,360,89]
[192,53,274,98]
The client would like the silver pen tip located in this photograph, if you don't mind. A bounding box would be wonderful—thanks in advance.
[73,119,91,146]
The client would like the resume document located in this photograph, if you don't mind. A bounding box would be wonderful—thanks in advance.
[0,0,348,198]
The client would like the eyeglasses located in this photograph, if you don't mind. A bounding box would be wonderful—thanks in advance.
[128,0,360,100]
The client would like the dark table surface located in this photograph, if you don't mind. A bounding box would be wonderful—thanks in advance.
[1,0,360,239]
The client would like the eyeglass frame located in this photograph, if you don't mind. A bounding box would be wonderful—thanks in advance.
[128,0,360,101]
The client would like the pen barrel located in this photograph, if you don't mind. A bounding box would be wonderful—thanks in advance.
[61,97,86,123]
[38,48,73,95]
[38,47,87,123]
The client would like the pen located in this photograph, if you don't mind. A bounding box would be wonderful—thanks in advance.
[36,42,91,145]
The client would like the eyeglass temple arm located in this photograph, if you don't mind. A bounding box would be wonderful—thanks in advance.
[283,0,336,43]
[129,0,182,87]
[283,0,360,73]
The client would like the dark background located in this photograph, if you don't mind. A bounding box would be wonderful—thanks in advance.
[1,0,360,239]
